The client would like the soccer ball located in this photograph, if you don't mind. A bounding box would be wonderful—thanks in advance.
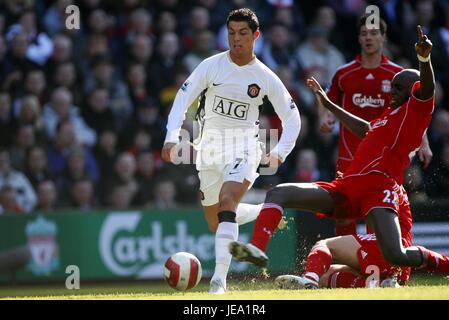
[164,252,202,291]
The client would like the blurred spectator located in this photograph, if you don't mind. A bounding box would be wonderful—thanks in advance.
[127,34,154,66]
[9,124,36,170]
[43,0,74,36]
[82,33,109,69]
[122,97,166,151]
[270,4,303,32]
[6,9,54,66]
[159,66,189,114]
[15,95,44,138]
[429,109,449,156]
[312,6,348,58]
[0,91,16,148]
[46,120,98,178]
[275,65,301,109]
[154,11,178,36]
[1,31,39,93]
[36,179,58,212]
[426,142,449,199]
[44,34,73,77]
[293,148,321,182]
[70,178,96,210]
[23,69,48,104]
[84,54,133,131]
[127,128,152,156]
[296,24,346,87]
[147,32,183,96]
[0,185,20,214]
[260,23,301,75]
[2,0,35,27]
[125,62,152,108]
[0,148,37,213]
[81,86,115,134]
[109,184,134,209]
[134,150,157,206]
[153,180,178,209]
[183,30,218,73]
[124,7,153,43]
[51,61,82,105]
[24,145,53,190]
[42,86,97,147]
[194,0,230,32]
[182,6,211,51]
[101,152,138,206]
[55,146,98,206]
[93,129,118,182]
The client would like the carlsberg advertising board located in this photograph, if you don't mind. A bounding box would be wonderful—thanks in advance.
[0,209,297,283]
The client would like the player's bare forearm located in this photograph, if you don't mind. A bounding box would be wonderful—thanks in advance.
[415,25,434,100]
[418,60,434,100]
[307,77,369,139]
[320,95,369,139]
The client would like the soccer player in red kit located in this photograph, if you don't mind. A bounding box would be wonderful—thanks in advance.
[319,16,433,236]
[229,26,449,288]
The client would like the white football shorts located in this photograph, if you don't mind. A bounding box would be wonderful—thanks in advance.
[197,143,263,206]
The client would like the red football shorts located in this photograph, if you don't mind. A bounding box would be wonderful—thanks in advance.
[355,234,411,284]
[313,173,403,220]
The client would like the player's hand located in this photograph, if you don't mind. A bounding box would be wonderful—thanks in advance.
[161,142,177,163]
[415,25,432,58]
[319,110,336,133]
[418,144,433,169]
[307,77,330,107]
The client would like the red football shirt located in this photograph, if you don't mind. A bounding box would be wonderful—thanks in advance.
[327,55,403,173]
[344,81,435,185]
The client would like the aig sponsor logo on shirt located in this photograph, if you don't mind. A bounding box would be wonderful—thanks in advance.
[212,96,249,120]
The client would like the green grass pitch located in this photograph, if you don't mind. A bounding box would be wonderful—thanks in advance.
[1,275,448,300]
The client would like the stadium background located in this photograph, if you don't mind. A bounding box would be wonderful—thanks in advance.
[0,0,448,285]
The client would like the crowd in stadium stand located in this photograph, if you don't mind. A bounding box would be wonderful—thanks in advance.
[0,0,448,213]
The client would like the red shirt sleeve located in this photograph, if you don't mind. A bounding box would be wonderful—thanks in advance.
[326,71,342,105]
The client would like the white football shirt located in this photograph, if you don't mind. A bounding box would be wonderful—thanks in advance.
[165,51,301,162]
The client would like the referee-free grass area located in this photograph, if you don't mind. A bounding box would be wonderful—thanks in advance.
[1,275,448,300]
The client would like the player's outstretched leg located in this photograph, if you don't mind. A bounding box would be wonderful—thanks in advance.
[229,183,335,267]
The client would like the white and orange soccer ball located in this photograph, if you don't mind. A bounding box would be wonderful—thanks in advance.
[164,252,202,291]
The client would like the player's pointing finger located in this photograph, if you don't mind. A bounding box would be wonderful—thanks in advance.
[417,25,424,40]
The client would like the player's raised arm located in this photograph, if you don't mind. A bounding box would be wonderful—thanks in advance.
[307,77,370,139]
[415,25,434,100]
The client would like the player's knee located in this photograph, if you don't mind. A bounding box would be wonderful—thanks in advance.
[207,221,218,232]
[314,239,329,249]
[265,185,287,206]
[218,194,238,211]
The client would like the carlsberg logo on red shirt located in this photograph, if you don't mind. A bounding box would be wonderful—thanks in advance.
[352,93,385,108]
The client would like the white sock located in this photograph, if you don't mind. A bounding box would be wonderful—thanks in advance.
[212,221,239,284]
[235,203,263,225]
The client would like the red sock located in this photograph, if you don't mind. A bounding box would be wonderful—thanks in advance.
[250,204,283,251]
[327,271,367,288]
[335,221,357,236]
[303,244,333,283]
[417,246,449,273]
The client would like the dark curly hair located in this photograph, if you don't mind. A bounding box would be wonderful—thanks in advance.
[226,8,259,33]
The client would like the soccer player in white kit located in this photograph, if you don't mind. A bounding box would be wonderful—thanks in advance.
[161,8,301,294]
